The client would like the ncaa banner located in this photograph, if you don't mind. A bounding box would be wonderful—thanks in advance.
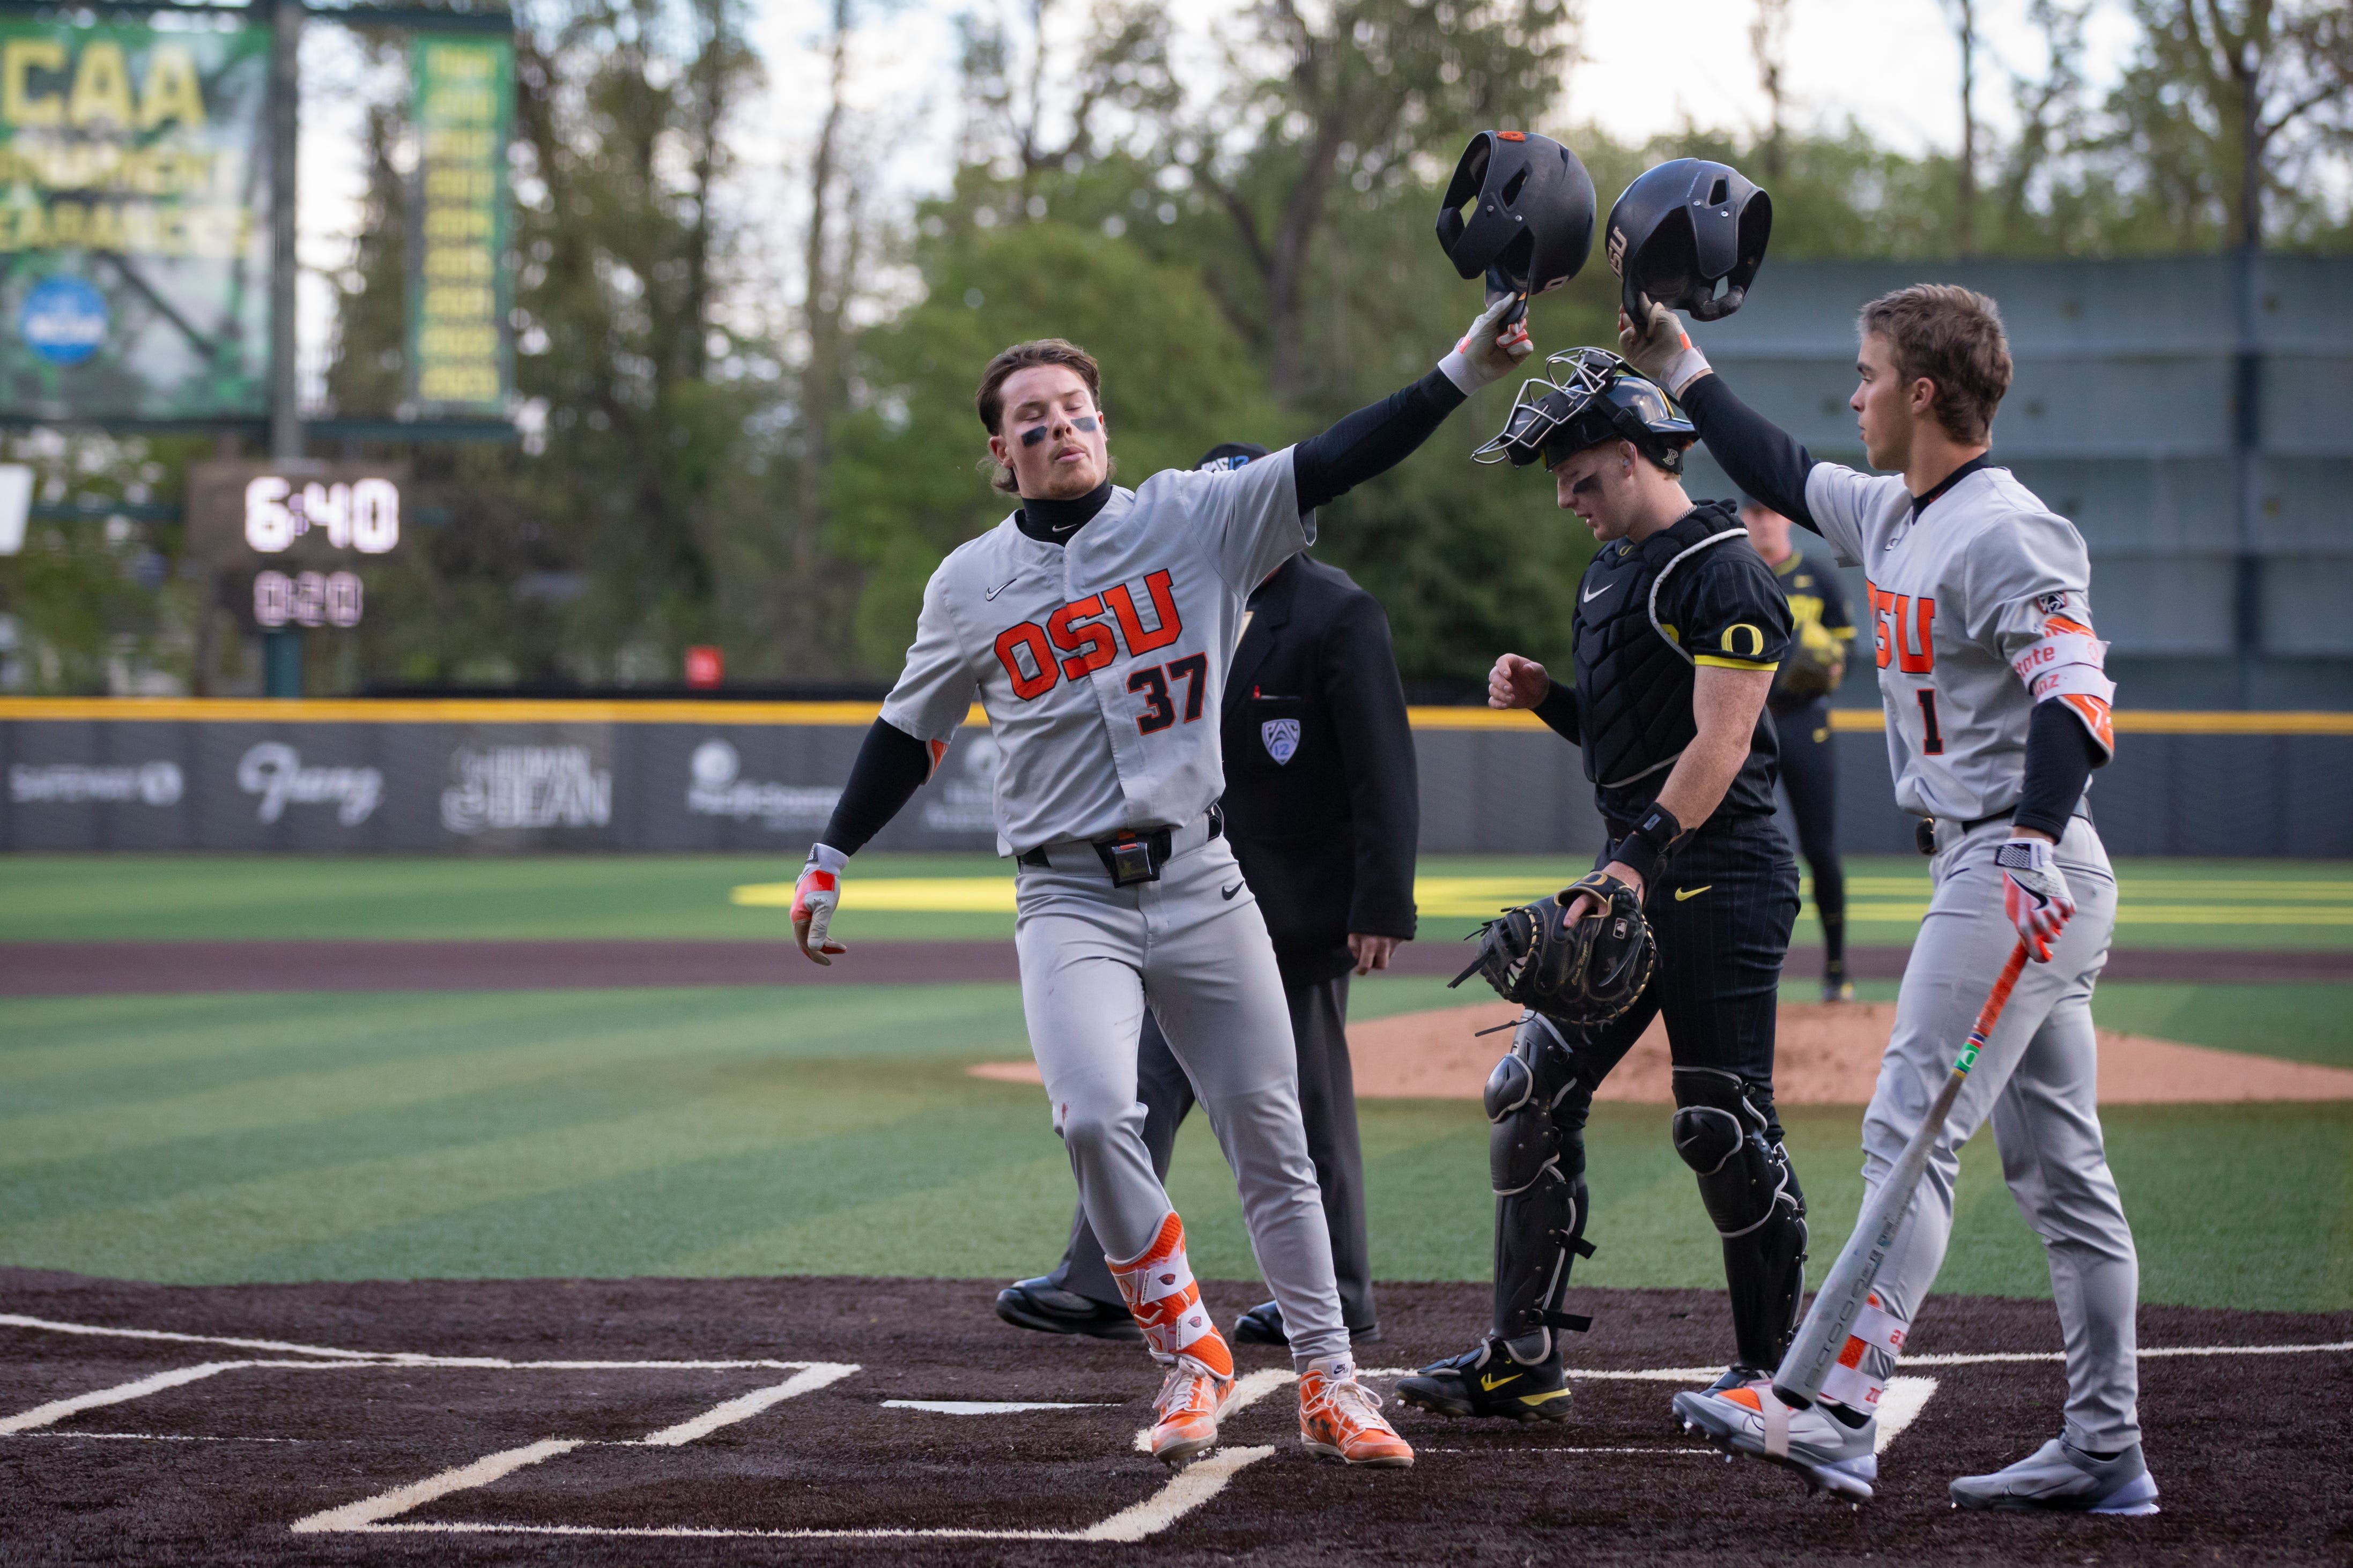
[0,21,272,421]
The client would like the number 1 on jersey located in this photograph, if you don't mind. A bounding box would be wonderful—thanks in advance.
[1917,689,1945,755]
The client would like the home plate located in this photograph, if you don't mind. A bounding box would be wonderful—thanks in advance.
[882,1399,1112,1415]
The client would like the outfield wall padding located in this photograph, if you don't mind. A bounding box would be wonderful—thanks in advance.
[1,704,2344,857]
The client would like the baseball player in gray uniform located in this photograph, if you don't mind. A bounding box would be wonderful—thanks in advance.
[1621,285,2152,1514]
[788,299,1534,1468]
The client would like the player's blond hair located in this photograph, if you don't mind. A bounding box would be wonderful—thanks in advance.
[975,339,1104,494]
[1859,284,2012,444]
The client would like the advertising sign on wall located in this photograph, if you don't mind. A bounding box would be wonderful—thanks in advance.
[405,34,512,417]
[0,21,272,420]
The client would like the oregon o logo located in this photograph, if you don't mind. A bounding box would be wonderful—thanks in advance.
[1724,622,1766,658]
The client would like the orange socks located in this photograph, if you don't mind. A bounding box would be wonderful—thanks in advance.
[1107,1212,1233,1377]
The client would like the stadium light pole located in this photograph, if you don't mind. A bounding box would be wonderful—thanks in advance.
[264,0,305,698]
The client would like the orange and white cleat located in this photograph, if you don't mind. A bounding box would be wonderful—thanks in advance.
[1298,1355,1414,1468]
[1109,1212,1238,1464]
[1148,1354,1237,1465]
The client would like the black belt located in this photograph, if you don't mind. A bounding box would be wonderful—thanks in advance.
[1915,799,2091,856]
[1018,804,1223,887]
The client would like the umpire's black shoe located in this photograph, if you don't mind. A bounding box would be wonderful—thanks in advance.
[994,1277,1141,1341]
[1230,1301,1383,1347]
[1395,1340,1572,1422]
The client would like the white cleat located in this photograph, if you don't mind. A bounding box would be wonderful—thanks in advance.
[1671,1381,1878,1503]
[1949,1436,2159,1515]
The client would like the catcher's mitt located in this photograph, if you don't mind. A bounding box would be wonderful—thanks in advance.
[1773,619,1846,702]
[1449,871,1657,1025]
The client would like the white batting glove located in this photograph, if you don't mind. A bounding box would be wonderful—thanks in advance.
[792,842,849,965]
[1617,300,1711,396]
[1995,837,2075,963]
[1439,294,1536,393]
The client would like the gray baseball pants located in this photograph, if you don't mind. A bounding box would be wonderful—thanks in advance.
[1860,812,2141,1452]
[1014,818,1349,1369]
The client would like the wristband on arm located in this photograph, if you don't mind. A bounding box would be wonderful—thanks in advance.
[1607,801,1685,886]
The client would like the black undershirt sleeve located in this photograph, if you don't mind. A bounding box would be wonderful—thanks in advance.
[1677,373,1819,532]
[2012,700,2105,839]
[1534,680,1581,746]
[818,719,933,854]
[1292,368,1468,513]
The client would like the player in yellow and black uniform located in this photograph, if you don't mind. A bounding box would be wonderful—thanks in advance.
[1397,351,1810,1420]
[1742,496,1858,1001]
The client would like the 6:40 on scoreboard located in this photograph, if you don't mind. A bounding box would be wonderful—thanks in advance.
[185,459,412,632]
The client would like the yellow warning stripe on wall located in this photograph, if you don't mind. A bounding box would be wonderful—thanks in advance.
[0,697,2348,737]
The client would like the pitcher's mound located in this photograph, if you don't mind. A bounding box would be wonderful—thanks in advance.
[968,1001,2353,1104]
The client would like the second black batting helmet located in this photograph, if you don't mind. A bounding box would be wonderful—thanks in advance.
[1471,348,1697,473]
[1436,130,1596,323]
[1605,158,1772,323]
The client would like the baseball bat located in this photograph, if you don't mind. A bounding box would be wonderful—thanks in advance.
[1770,941,2030,1411]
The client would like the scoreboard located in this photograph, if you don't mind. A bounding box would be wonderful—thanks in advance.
[186,460,410,630]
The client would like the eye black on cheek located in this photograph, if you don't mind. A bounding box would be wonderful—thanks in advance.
[1020,425,1050,447]
[1069,415,1098,433]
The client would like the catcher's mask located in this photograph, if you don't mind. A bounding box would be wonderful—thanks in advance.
[1605,157,1772,324]
[1435,130,1597,325]
[1473,347,1697,473]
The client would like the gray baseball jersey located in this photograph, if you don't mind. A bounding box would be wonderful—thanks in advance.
[880,450,1309,855]
[1803,462,2115,823]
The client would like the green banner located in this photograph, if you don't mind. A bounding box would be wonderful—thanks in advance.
[0,21,271,421]
[406,34,511,417]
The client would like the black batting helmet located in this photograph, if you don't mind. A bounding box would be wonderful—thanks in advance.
[1605,158,1772,323]
[1471,348,1697,473]
[1436,130,1596,323]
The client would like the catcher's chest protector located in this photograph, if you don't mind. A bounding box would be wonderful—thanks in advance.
[1573,506,1744,814]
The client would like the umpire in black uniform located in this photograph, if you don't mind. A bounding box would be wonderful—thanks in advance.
[1742,495,1858,1001]
[1399,351,1809,1421]
[994,441,1420,1346]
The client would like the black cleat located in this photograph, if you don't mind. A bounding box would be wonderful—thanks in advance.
[994,1277,1141,1341]
[1395,1340,1573,1423]
[1230,1301,1382,1347]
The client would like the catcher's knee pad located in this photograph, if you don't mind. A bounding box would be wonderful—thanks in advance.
[1488,1014,1597,1356]
[1672,1067,1809,1370]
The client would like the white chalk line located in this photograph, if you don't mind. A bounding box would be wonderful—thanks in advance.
[0,1311,833,1370]
[884,1399,1110,1414]
[1873,1377,1936,1453]
[0,1361,249,1435]
[323,1444,1280,1544]
[642,1364,857,1447]
[292,1438,583,1533]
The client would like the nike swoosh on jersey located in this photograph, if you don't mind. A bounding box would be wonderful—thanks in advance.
[1220,881,1245,901]
[985,577,1020,600]
[1479,1371,1521,1392]
[1674,884,1711,901]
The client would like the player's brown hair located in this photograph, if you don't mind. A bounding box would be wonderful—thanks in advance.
[1858,284,2012,444]
[975,339,1103,494]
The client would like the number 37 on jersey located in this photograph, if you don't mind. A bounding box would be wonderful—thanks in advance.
[993,568,1206,734]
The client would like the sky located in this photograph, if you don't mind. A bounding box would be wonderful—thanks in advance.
[293,0,2151,398]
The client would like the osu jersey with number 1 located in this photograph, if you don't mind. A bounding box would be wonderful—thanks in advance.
[879,450,1307,856]
[1802,459,2115,824]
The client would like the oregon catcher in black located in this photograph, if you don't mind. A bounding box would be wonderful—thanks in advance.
[1398,350,1808,1421]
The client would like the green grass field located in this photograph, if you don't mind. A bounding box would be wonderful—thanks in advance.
[9,852,2353,948]
[3,855,2348,1317]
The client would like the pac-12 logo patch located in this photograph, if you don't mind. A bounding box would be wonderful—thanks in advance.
[2037,591,2070,614]
[1261,718,1300,765]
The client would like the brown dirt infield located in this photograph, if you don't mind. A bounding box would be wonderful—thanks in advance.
[3,1268,2347,1566]
[968,999,2353,1104]
[5,939,2349,995]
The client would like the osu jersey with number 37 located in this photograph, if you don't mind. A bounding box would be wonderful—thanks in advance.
[880,450,1307,856]
[1802,457,2115,823]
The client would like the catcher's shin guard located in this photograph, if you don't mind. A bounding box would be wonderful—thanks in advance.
[1672,1067,1808,1372]
[1489,1013,1597,1358]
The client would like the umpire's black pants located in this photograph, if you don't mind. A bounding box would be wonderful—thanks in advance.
[1050,969,1376,1330]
